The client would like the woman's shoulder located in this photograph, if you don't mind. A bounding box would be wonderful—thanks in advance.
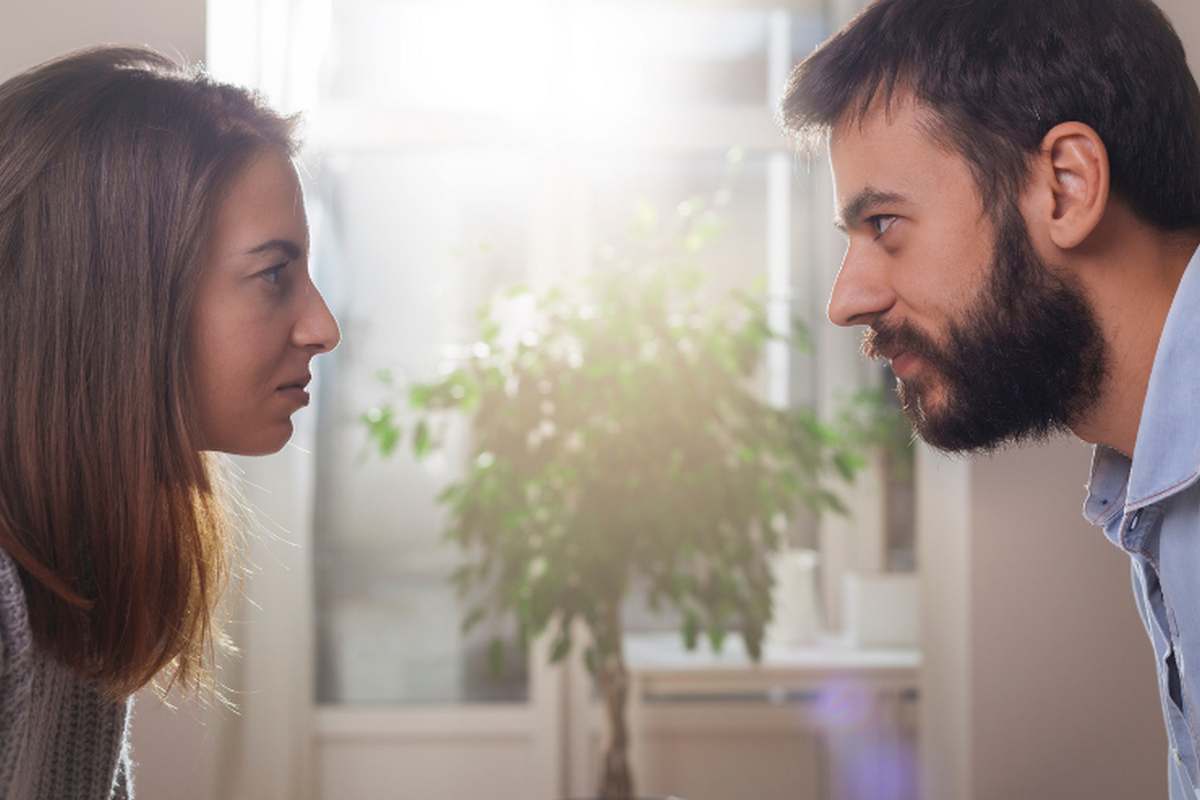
[0,546,34,673]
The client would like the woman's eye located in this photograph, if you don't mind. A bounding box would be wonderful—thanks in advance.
[260,264,288,285]
[869,215,898,238]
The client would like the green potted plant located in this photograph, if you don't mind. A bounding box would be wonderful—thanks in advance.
[362,195,867,799]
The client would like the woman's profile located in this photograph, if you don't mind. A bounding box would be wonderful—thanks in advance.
[0,46,339,798]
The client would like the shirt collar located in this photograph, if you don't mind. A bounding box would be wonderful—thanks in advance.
[1119,243,1200,509]
[1083,444,1129,528]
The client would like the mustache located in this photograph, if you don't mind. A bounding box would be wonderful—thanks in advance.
[861,320,946,370]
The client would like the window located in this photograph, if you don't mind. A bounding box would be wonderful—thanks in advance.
[210,0,910,710]
[305,2,848,707]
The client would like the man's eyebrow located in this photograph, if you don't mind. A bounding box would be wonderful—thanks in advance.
[244,238,302,260]
[834,188,909,232]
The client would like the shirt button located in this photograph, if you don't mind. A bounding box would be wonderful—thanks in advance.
[1130,509,1144,531]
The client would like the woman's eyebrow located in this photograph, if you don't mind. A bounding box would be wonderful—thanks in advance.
[243,238,302,260]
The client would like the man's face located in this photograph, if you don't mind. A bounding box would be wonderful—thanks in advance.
[828,99,1107,453]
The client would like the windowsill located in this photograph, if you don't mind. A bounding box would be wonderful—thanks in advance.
[623,630,921,673]
[614,632,919,707]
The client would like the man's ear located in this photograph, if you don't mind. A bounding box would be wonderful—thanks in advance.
[1036,122,1110,250]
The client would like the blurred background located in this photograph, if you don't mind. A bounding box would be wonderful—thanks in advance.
[3,0,1197,798]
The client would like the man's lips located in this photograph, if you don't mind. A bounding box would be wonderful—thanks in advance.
[866,330,928,380]
[890,351,921,379]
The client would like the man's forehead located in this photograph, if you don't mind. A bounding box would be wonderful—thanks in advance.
[828,100,962,206]
[830,96,932,165]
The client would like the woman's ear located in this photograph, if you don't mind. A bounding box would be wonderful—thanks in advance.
[1037,122,1111,250]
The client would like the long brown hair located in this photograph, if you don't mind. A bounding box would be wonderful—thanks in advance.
[0,47,298,699]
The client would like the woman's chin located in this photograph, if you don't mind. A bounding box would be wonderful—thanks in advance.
[201,419,295,456]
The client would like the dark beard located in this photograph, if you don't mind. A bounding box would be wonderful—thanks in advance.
[863,201,1108,454]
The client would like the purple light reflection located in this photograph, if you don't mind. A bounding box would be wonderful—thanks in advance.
[805,678,919,800]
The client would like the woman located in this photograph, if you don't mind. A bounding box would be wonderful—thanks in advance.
[0,46,340,798]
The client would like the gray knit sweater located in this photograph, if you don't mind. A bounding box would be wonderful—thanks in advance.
[0,548,134,799]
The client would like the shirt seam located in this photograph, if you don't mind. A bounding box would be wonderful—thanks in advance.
[1128,468,1200,509]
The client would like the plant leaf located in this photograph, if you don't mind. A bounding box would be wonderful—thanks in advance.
[413,419,432,458]
[683,609,700,651]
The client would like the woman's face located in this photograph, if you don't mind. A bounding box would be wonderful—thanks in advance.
[189,149,341,455]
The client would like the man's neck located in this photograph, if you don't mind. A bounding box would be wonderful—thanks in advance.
[1069,223,1200,458]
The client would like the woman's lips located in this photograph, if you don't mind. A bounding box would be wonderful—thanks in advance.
[276,376,311,407]
[276,386,311,407]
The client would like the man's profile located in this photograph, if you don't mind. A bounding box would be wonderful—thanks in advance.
[784,0,1200,795]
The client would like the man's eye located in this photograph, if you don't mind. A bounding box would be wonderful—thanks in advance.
[869,215,898,238]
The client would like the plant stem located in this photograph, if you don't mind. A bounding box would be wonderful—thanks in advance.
[596,601,634,800]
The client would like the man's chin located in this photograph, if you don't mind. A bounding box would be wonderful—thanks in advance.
[906,396,1042,455]
[897,374,943,423]
[900,379,1004,454]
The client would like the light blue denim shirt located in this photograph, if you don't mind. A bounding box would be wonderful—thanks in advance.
[1084,244,1200,799]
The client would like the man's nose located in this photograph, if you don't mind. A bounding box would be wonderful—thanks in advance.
[826,246,895,327]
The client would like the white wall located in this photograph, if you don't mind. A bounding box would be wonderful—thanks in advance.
[1160,0,1200,53]
[0,0,204,78]
[975,442,1163,799]
[915,443,973,800]
[0,4,215,800]
[920,440,1168,800]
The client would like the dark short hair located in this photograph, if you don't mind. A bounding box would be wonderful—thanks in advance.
[781,0,1200,231]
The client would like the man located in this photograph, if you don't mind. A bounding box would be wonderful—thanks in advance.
[782,0,1200,796]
